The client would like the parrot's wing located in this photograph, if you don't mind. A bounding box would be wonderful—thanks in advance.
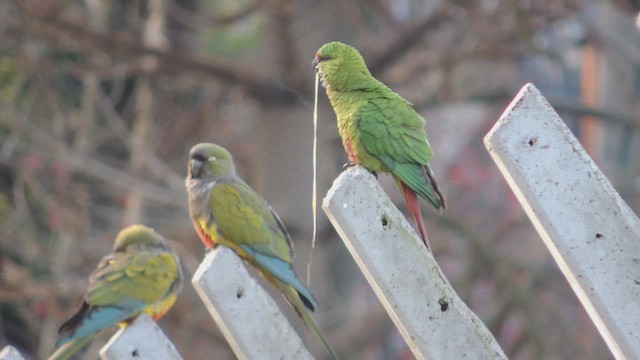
[87,250,180,305]
[240,244,318,310]
[357,96,433,165]
[210,179,293,263]
[357,98,442,207]
[210,179,318,310]
[55,300,144,347]
[49,330,99,360]
[57,250,180,346]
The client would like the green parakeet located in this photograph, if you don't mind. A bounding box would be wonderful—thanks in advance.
[313,41,446,249]
[49,225,183,360]
[185,143,338,360]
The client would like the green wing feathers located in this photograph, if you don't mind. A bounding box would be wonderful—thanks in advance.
[209,179,319,309]
[357,99,445,209]
[87,252,180,306]
[52,228,182,359]
[358,98,433,162]
[209,180,293,263]
[207,179,338,358]
[389,162,443,210]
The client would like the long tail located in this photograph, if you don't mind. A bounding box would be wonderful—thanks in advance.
[279,282,339,360]
[48,334,96,360]
[56,302,142,348]
[399,181,431,249]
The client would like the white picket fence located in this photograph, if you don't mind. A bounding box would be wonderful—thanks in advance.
[2,83,639,359]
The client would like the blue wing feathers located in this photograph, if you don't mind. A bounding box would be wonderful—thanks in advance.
[56,300,146,347]
[240,245,318,310]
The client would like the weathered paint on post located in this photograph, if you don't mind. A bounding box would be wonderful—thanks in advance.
[323,166,507,360]
[484,83,640,359]
[192,247,313,360]
[100,313,182,360]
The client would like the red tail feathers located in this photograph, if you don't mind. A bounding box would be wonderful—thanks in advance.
[400,183,431,249]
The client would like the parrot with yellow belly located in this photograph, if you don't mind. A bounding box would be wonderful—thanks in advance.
[185,143,338,359]
[49,225,182,360]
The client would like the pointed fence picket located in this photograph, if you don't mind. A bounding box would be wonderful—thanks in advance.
[323,166,508,360]
[191,247,314,360]
[485,83,640,360]
[99,313,182,360]
[0,346,24,360]
[18,83,637,360]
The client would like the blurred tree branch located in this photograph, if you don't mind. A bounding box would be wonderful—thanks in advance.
[10,0,301,105]
[266,0,299,84]
[369,4,452,75]
[3,110,186,208]
[167,0,261,30]
[0,0,632,358]
[467,89,640,129]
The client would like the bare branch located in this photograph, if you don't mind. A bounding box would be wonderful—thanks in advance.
[167,0,261,30]
[3,111,186,209]
[368,4,453,75]
[11,0,302,105]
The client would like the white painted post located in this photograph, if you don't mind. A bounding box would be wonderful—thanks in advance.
[191,247,314,360]
[484,83,640,360]
[100,313,183,360]
[0,346,25,360]
[322,167,507,360]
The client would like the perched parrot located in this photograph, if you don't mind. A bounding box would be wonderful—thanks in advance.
[48,225,183,360]
[312,41,446,249]
[185,143,338,360]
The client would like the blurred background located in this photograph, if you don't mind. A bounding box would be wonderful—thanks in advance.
[1,0,639,359]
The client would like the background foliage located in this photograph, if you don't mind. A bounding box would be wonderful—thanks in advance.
[1,0,639,359]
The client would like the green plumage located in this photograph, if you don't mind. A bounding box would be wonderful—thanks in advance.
[186,143,338,359]
[49,225,183,360]
[209,181,293,264]
[313,41,446,247]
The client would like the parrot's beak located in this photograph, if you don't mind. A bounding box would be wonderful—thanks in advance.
[189,159,203,178]
[311,56,320,71]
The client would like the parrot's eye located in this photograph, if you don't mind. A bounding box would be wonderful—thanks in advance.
[313,55,332,71]
[191,153,207,162]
